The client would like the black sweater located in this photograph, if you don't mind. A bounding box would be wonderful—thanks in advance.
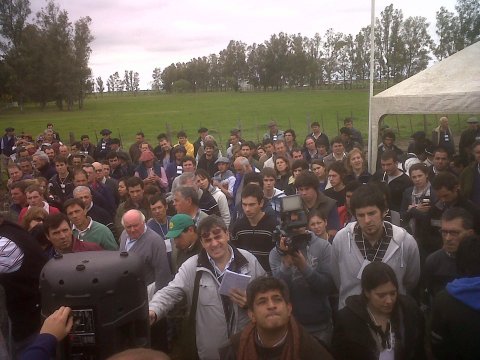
[332,294,425,360]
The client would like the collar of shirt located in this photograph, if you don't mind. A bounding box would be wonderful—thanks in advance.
[72,217,93,238]
[125,225,148,251]
[207,245,234,279]
[354,222,392,249]
[27,201,50,213]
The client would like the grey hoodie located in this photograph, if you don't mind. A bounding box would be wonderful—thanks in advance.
[331,221,420,309]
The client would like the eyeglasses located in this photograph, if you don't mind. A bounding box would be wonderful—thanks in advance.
[439,229,462,237]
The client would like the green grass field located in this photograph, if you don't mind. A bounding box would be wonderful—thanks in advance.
[0,90,472,150]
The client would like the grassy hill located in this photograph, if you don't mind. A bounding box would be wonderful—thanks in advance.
[0,90,471,149]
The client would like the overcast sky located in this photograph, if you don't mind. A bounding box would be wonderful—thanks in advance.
[30,0,457,90]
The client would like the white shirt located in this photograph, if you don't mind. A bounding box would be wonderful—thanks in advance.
[0,236,24,273]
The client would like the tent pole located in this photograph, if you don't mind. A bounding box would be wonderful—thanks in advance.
[368,0,376,173]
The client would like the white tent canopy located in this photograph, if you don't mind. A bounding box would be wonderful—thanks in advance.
[368,41,480,173]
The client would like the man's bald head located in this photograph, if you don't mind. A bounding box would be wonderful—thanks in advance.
[234,156,251,174]
[122,210,146,240]
[92,162,104,181]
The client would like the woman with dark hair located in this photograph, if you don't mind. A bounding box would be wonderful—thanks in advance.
[400,163,434,253]
[307,210,329,242]
[324,161,347,207]
[195,169,231,228]
[274,155,291,191]
[117,177,129,203]
[332,262,425,360]
[311,159,327,192]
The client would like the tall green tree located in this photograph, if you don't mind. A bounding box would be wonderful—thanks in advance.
[375,4,404,87]
[151,67,162,91]
[352,27,370,82]
[322,28,343,85]
[305,33,322,87]
[434,7,457,60]
[264,33,289,90]
[0,0,31,52]
[96,76,104,94]
[400,16,432,78]
[208,54,221,91]
[219,40,247,91]
[0,0,31,107]
[287,33,308,87]
[161,64,177,93]
[337,34,354,89]
[73,16,93,109]
[455,0,480,50]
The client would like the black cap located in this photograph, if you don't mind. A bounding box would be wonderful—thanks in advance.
[100,129,112,135]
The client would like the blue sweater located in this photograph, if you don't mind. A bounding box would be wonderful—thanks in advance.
[21,333,57,360]
[269,233,335,333]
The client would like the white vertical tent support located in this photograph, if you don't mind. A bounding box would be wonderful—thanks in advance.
[368,0,376,173]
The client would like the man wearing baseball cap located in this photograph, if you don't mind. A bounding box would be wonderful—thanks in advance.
[94,129,112,160]
[166,213,202,272]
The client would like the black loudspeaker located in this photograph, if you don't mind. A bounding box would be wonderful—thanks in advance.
[40,251,150,360]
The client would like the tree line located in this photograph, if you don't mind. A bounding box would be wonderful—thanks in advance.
[149,0,479,93]
[95,70,140,95]
[0,0,93,110]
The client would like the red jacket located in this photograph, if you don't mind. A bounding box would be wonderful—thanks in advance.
[71,237,103,252]
[18,204,60,224]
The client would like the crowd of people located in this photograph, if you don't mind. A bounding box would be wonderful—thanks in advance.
[0,115,480,360]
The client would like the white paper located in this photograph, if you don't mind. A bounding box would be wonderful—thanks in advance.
[218,270,251,296]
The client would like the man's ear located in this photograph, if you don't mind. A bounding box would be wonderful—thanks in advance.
[286,303,292,317]
[248,309,256,323]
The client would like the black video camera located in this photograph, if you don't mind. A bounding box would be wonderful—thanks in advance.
[272,195,310,254]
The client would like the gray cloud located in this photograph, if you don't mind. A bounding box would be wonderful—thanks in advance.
[29,0,457,89]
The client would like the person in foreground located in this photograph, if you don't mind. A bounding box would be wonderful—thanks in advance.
[430,235,480,360]
[148,215,265,360]
[332,262,425,360]
[219,276,333,360]
[331,183,420,309]
[21,306,171,360]
[21,306,73,360]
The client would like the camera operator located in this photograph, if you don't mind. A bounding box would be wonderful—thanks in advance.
[269,211,335,345]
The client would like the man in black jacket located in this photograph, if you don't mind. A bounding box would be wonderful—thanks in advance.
[431,235,480,360]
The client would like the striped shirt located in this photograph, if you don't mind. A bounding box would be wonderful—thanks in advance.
[0,236,24,273]
[354,222,393,262]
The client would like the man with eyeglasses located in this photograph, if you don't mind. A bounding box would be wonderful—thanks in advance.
[148,215,265,360]
[424,207,475,299]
